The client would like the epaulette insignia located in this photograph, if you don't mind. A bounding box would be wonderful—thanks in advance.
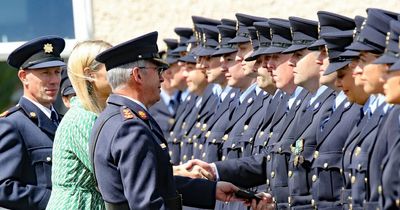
[0,110,9,118]
[122,108,135,120]
[138,111,148,120]
[0,105,21,118]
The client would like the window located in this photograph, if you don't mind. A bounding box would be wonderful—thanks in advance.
[0,0,93,60]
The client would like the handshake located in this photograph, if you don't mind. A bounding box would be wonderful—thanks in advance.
[173,159,275,210]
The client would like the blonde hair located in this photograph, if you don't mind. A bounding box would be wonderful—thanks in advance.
[67,40,112,114]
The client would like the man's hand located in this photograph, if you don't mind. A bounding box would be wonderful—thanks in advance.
[185,159,216,180]
[215,181,242,202]
[172,163,211,179]
[245,192,274,210]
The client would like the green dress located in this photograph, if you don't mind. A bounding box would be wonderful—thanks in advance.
[46,97,105,210]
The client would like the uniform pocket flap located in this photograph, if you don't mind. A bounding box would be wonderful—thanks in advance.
[29,147,52,164]
[313,152,342,169]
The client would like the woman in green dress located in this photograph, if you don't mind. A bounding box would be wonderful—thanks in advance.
[46,40,112,210]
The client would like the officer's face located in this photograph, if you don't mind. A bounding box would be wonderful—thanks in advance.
[182,62,207,96]
[170,62,187,91]
[163,63,179,84]
[336,61,368,104]
[360,52,385,94]
[201,56,224,84]
[237,43,256,77]
[223,52,246,88]
[316,48,337,88]
[256,55,275,91]
[290,49,320,89]
[141,62,163,106]
[382,69,400,104]
[269,53,294,92]
[19,67,62,108]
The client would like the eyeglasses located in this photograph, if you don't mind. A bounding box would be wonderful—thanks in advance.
[138,66,166,77]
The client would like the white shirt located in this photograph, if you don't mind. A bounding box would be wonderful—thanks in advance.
[335,91,347,110]
[287,86,304,110]
[220,86,232,102]
[308,85,328,106]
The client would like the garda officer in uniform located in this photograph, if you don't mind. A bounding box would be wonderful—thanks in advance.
[234,24,273,159]
[310,29,362,209]
[168,27,194,165]
[89,31,240,210]
[373,19,400,210]
[250,21,282,158]
[149,38,181,139]
[379,23,400,209]
[179,24,220,165]
[344,9,398,210]
[188,19,237,162]
[0,36,65,210]
[200,22,239,163]
[280,16,336,209]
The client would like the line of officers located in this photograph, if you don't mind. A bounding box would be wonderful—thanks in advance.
[149,8,400,210]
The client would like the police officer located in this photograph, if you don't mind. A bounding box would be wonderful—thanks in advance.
[149,38,180,138]
[379,28,400,209]
[344,9,397,209]
[280,16,336,209]
[0,36,65,210]
[89,31,240,210]
[311,28,362,209]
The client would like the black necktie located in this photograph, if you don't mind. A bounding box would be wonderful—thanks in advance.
[51,110,59,126]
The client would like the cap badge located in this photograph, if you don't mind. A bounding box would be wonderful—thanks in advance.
[43,43,53,53]
[138,110,148,120]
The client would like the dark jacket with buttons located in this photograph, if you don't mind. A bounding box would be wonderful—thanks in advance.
[0,97,60,210]
[311,98,361,209]
[89,94,216,209]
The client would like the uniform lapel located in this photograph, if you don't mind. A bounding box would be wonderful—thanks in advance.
[318,100,352,143]
[246,92,270,121]
[206,89,237,129]
[226,91,256,132]
[275,89,308,141]
[294,88,334,138]
[19,97,57,139]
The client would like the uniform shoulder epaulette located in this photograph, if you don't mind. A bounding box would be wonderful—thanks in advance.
[120,107,136,121]
[0,105,22,118]
[137,110,148,120]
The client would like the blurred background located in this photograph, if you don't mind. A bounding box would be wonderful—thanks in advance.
[1,0,399,113]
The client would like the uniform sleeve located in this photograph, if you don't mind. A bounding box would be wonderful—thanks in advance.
[0,119,51,210]
[215,154,266,188]
[174,176,216,208]
[111,120,167,210]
